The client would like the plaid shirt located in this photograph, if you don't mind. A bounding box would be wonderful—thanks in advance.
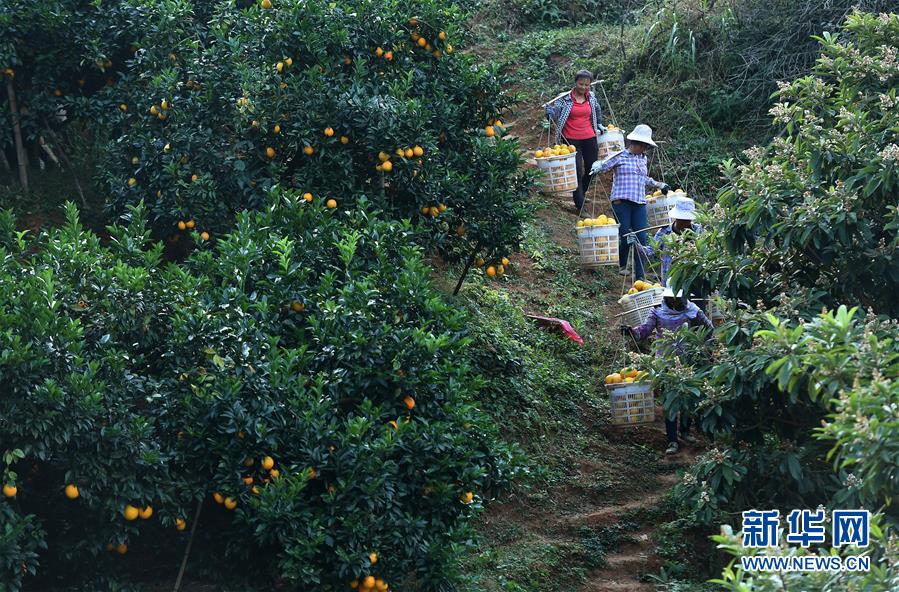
[632,300,712,348]
[642,223,705,284]
[545,91,603,145]
[594,149,662,204]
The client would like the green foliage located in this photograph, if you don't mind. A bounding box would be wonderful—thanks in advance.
[0,195,523,590]
[710,518,899,591]
[643,14,899,588]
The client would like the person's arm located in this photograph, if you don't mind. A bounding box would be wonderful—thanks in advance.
[639,227,666,258]
[631,308,659,341]
[645,175,670,193]
[690,306,713,330]
[545,99,562,122]
[592,149,623,175]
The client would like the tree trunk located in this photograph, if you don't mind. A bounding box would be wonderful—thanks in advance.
[6,78,28,191]
[453,241,481,296]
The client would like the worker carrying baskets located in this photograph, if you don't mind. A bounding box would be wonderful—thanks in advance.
[621,284,712,455]
[544,70,605,211]
[590,124,670,281]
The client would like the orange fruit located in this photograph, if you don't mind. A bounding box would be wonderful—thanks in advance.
[378,151,390,162]
[128,177,137,187]
[417,37,427,47]
[475,257,485,267]
[242,476,254,485]
[223,497,237,510]
[261,0,272,8]
[439,31,447,41]
[485,126,495,137]
[262,456,275,470]
[324,127,334,137]
[363,576,376,589]
[413,146,424,157]
[447,44,454,54]
[421,206,429,215]
[243,457,255,467]
[303,192,313,202]
[161,99,169,110]
[404,148,414,158]
[381,160,393,172]
[497,264,505,275]
[502,257,510,266]
[65,484,79,499]
[200,231,210,241]
[376,579,388,592]
[303,146,314,155]
[266,147,276,158]
[269,468,280,479]
[370,552,378,565]
[285,57,293,66]
[213,492,224,504]
[429,206,439,217]
[139,505,153,519]
[116,543,128,555]
[384,51,393,61]
[438,203,447,212]
[3,484,17,498]
[403,396,415,410]
[486,266,496,277]
[186,219,195,229]
[456,225,465,236]
[123,505,140,520]
[119,104,128,112]
[326,198,337,209]
[291,301,304,312]
[191,174,198,182]
[460,491,474,504]
[273,124,281,134]
[340,135,349,144]
[175,518,186,531]
[375,47,384,57]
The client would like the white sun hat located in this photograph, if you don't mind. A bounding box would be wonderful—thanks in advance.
[661,282,684,298]
[626,124,657,147]
[668,197,697,221]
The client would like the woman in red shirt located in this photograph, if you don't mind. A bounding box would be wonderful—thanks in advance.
[545,70,604,210]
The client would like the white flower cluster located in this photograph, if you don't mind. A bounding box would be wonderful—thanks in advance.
[879,143,899,164]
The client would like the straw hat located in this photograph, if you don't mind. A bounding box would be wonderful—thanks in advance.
[669,197,697,221]
[626,124,657,147]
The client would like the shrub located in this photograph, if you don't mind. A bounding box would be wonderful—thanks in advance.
[0,196,523,590]
[644,12,899,573]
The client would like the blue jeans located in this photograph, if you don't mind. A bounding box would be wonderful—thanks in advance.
[612,200,648,279]
[666,414,692,444]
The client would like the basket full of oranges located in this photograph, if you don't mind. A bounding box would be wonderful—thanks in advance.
[646,188,685,228]
[575,214,619,268]
[617,280,664,326]
[604,367,654,425]
[597,124,626,160]
[534,144,578,194]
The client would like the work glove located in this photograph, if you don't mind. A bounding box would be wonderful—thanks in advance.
[598,124,607,135]
[619,325,633,337]
[590,159,604,175]
[626,233,638,245]
[659,183,671,195]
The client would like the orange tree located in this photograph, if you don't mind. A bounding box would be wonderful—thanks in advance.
[0,0,533,274]
[0,194,523,591]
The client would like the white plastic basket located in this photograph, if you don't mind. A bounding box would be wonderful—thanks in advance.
[597,129,625,161]
[536,152,578,193]
[646,195,678,228]
[576,223,619,268]
[617,287,664,326]
[606,382,655,425]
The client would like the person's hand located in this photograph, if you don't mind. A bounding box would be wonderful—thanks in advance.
[590,160,603,175]
[619,325,633,337]
[598,125,607,134]
[626,233,637,245]
[659,183,671,195]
